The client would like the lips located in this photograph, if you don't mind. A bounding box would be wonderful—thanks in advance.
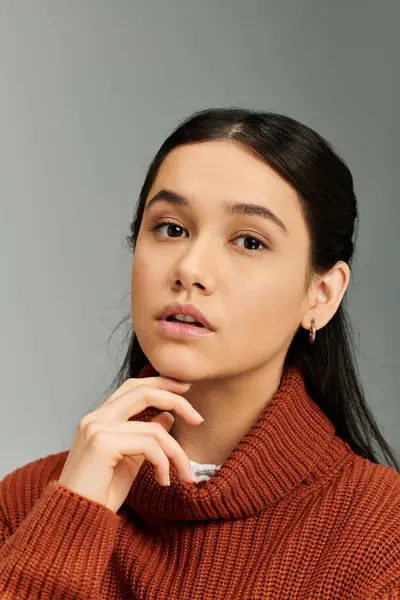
[157,302,215,331]
[156,318,212,338]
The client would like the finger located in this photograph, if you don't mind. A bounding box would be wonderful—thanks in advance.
[95,385,203,426]
[93,431,172,486]
[104,376,192,406]
[84,416,194,483]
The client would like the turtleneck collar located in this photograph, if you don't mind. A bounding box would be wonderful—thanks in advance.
[126,363,352,524]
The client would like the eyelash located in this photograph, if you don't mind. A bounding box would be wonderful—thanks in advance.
[148,219,269,253]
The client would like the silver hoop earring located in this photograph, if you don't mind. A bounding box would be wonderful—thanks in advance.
[309,318,316,344]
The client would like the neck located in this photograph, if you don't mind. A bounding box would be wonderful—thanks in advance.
[169,359,285,465]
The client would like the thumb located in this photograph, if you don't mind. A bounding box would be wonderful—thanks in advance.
[151,411,175,432]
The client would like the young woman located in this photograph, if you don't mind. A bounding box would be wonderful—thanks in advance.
[1,108,399,599]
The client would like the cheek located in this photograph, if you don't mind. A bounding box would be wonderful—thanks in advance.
[131,252,156,315]
[233,277,301,338]
[132,248,158,288]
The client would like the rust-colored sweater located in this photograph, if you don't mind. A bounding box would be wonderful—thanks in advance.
[1,364,400,599]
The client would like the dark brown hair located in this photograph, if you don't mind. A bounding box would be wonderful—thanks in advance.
[98,107,399,472]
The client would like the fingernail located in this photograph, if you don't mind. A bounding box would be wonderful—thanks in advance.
[193,411,204,423]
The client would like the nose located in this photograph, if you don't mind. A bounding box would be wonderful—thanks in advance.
[172,238,216,294]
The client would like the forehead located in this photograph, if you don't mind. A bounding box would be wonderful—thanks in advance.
[148,140,307,239]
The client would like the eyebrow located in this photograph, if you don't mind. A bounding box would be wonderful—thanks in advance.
[144,189,289,236]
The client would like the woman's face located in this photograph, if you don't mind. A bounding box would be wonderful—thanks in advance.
[131,140,312,382]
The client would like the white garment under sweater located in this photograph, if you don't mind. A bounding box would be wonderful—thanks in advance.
[189,459,222,482]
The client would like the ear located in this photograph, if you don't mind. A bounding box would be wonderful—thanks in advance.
[302,261,351,331]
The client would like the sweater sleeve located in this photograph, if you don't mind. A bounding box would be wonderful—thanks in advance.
[0,474,120,599]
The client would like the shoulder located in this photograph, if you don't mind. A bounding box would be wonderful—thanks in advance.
[330,454,400,594]
[340,453,400,508]
[0,450,69,534]
[330,452,400,534]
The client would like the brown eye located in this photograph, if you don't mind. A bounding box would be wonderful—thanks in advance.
[150,220,188,238]
[233,233,269,253]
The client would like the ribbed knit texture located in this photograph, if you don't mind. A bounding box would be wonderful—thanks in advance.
[1,364,400,599]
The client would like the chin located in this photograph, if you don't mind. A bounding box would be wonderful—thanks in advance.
[154,363,199,384]
[146,348,206,383]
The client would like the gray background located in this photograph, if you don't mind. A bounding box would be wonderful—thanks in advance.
[0,0,399,478]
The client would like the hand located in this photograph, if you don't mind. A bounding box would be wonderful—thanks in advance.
[58,376,203,513]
